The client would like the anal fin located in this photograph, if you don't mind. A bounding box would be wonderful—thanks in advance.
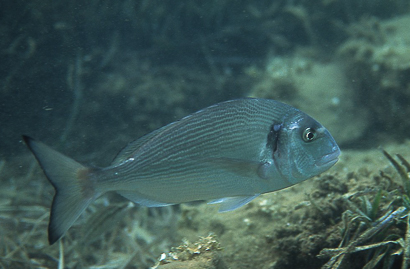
[208,195,260,212]
[117,191,174,207]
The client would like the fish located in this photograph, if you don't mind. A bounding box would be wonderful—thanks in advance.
[22,98,340,244]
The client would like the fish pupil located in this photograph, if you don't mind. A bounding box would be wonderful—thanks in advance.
[303,128,316,142]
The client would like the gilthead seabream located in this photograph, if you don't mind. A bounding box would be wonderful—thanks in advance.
[23,98,340,244]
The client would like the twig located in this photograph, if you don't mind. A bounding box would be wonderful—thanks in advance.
[320,206,407,268]
[60,52,83,143]
[0,159,5,175]
[403,214,410,269]
[58,240,64,269]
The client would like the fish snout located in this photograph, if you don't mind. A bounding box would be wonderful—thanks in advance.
[315,146,340,167]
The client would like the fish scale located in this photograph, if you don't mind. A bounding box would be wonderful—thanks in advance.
[23,98,340,244]
[132,100,285,166]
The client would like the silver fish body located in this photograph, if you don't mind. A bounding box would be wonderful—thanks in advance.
[23,98,340,244]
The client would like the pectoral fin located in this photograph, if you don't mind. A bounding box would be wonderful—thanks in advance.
[208,195,260,212]
[204,157,262,178]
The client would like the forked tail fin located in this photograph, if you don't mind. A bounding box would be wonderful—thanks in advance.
[22,135,98,244]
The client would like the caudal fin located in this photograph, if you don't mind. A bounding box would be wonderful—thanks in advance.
[22,135,98,244]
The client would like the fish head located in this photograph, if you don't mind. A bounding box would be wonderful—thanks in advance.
[273,112,340,185]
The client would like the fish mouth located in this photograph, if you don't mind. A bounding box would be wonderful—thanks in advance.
[316,149,340,167]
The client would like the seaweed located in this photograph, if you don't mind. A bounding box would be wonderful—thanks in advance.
[319,150,410,269]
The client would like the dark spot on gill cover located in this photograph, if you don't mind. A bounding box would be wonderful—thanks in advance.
[267,123,281,154]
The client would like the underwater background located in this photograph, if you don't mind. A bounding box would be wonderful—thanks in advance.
[2,1,410,268]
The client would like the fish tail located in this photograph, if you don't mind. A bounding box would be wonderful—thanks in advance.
[22,135,99,245]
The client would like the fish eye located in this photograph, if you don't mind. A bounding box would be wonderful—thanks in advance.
[302,127,316,142]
